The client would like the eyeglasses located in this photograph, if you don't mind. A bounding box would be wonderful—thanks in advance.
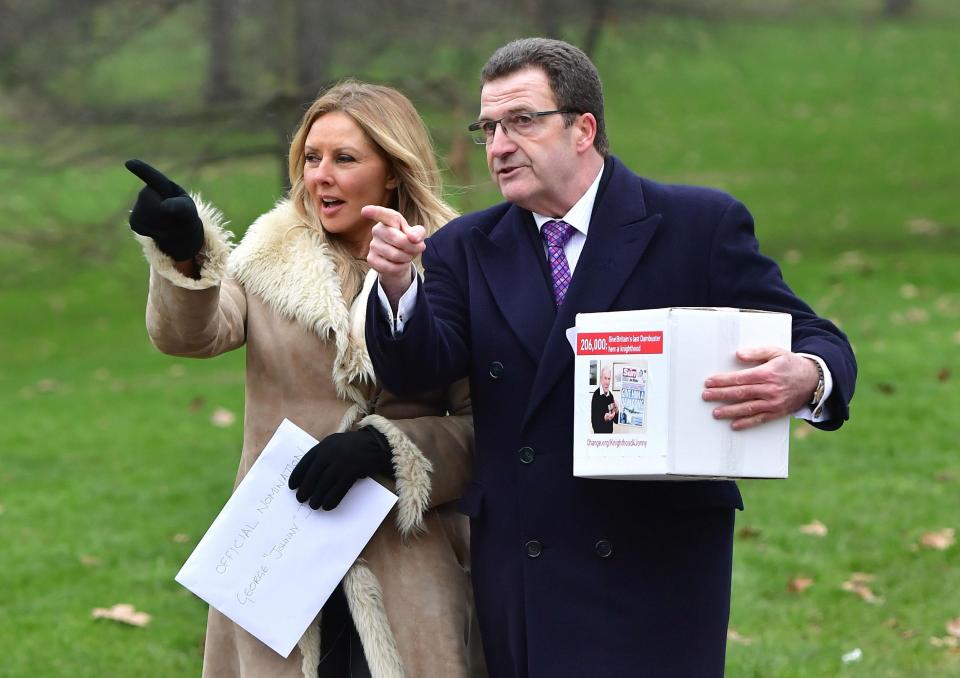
[468,110,575,145]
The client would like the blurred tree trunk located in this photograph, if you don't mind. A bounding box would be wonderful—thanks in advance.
[582,0,611,57]
[883,0,914,17]
[295,0,336,100]
[205,0,240,104]
[261,0,339,187]
[530,0,562,38]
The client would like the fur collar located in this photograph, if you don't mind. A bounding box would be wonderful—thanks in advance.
[227,199,377,406]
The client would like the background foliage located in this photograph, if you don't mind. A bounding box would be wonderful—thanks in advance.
[1,1,958,675]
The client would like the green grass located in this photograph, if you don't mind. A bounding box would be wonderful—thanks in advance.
[2,11,959,678]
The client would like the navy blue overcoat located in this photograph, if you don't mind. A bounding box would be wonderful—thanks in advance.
[366,157,856,678]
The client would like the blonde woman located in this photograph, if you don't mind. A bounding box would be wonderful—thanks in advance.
[126,81,482,678]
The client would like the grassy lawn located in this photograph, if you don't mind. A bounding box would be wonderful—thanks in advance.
[1,11,958,677]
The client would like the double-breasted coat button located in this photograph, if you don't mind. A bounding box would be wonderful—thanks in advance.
[595,539,613,558]
[488,361,504,380]
[525,540,543,558]
[518,446,535,464]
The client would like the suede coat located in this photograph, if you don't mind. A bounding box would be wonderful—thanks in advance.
[137,197,483,678]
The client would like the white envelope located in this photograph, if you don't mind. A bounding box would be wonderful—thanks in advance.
[175,418,398,657]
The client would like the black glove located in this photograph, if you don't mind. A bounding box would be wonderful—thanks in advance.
[288,427,394,510]
[125,159,204,261]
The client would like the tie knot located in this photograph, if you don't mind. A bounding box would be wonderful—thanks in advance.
[542,219,576,248]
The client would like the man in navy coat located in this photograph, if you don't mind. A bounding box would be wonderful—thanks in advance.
[363,38,856,678]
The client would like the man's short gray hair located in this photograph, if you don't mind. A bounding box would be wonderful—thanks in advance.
[481,37,608,156]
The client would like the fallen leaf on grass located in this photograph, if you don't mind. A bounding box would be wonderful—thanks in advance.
[210,407,236,428]
[36,378,61,393]
[47,295,67,313]
[91,603,151,627]
[800,520,828,537]
[737,525,761,540]
[788,576,814,593]
[841,647,862,663]
[173,533,190,543]
[900,629,918,640]
[906,217,941,236]
[784,249,802,264]
[842,573,883,604]
[934,471,954,483]
[834,251,872,275]
[187,396,205,413]
[930,636,959,648]
[935,295,959,316]
[169,364,186,377]
[899,283,919,299]
[905,307,930,323]
[727,628,754,645]
[947,618,960,638]
[793,425,812,440]
[919,528,955,551]
[79,555,101,567]
[875,382,896,395]
[937,367,952,382]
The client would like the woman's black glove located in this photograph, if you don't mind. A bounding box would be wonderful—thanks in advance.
[288,427,395,510]
[125,159,204,261]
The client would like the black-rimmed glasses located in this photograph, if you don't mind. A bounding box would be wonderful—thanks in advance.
[468,110,575,145]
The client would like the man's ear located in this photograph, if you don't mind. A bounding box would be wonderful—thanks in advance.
[574,113,598,153]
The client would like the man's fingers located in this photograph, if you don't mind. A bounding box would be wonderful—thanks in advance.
[125,159,180,198]
[701,383,776,403]
[369,229,424,262]
[362,204,425,244]
[370,222,426,260]
[736,345,783,364]
[404,224,427,243]
[710,399,776,422]
[362,204,405,228]
[704,364,766,388]
[731,414,770,431]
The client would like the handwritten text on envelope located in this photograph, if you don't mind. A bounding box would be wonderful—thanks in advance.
[175,418,398,657]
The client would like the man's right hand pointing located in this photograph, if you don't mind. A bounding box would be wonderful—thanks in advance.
[363,204,426,309]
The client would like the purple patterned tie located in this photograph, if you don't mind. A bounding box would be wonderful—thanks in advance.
[541,219,576,307]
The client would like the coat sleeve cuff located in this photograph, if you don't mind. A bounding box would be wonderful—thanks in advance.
[133,194,234,290]
[358,413,433,537]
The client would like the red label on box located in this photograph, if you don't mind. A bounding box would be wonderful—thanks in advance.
[576,331,664,355]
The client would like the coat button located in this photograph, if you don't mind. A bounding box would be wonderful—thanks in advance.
[519,446,535,464]
[488,361,504,379]
[595,539,613,558]
[525,540,543,558]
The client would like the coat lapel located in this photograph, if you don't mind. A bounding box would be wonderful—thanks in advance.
[472,206,556,364]
[228,199,376,406]
[522,159,663,428]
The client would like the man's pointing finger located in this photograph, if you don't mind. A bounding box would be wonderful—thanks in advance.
[362,204,425,243]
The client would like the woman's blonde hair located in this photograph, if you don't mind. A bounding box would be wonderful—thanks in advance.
[288,80,458,300]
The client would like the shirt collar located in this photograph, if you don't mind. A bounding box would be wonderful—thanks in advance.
[532,165,604,238]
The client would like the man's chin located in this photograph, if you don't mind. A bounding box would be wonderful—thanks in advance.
[497,180,530,206]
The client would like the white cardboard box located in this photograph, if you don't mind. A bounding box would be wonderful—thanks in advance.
[571,307,792,479]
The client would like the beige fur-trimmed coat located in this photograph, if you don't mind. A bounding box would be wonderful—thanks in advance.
[137,197,483,678]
